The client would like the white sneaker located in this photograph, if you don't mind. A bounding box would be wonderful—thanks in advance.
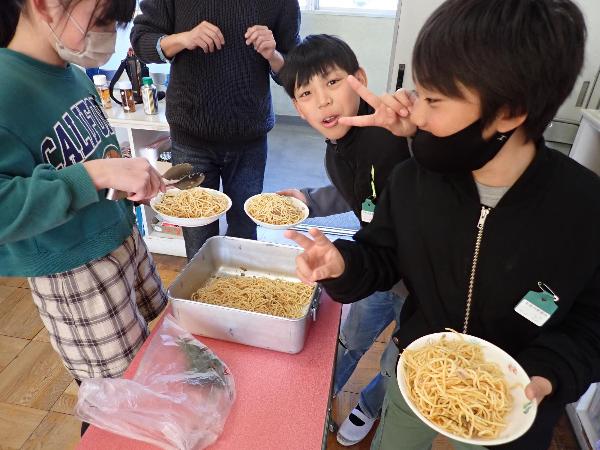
[336,405,377,446]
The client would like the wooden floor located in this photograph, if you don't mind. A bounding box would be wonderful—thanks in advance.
[0,254,580,450]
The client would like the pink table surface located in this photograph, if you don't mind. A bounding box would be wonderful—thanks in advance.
[77,294,341,450]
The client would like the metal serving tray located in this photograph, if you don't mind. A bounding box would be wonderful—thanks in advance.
[168,236,321,354]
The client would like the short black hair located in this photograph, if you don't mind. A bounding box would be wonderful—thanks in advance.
[92,0,137,28]
[280,34,360,99]
[413,0,586,140]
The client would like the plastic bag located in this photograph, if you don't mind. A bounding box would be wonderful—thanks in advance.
[75,315,235,450]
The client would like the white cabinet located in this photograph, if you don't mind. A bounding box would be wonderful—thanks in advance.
[566,383,600,450]
[561,110,600,450]
[105,102,187,257]
[571,109,600,175]
[554,0,600,124]
[387,0,445,92]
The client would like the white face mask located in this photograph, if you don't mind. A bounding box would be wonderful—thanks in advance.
[49,11,116,68]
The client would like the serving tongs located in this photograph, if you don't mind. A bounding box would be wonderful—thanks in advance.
[164,172,206,190]
[106,163,205,201]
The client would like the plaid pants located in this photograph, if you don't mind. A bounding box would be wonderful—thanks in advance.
[29,228,168,379]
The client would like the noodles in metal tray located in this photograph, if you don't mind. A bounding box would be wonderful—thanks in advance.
[191,276,313,319]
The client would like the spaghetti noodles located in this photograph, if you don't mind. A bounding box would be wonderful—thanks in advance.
[154,188,229,218]
[190,276,313,319]
[247,194,305,226]
[402,332,513,439]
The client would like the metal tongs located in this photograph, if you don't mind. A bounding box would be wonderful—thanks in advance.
[106,163,205,200]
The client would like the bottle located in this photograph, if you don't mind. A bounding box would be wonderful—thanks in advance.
[141,76,159,115]
[93,74,112,109]
[118,80,136,113]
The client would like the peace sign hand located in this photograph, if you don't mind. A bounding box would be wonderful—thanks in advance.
[338,75,417,137]
[284,228,345,284]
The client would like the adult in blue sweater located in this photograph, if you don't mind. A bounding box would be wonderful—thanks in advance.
[131,0,301,259]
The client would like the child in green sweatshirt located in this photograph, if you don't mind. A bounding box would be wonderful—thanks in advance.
[0,0,168,411]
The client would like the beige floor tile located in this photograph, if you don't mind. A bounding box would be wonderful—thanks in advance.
[0,288,43,339]
[21,411,81,450]
[0,277,28,288]
[158,268,182,288]
[0,286,19,303]
[152,254,187,272]
[0,336,28,372]
[375,323,394,344]
[32,327,50,343]
[51,381,79,415]
[152,253,186,288]
[0,341,72,410]
[0,402,47,450]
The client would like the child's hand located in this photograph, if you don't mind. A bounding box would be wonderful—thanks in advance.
[245,25,277,61]
[525,376,553,405]
[277,189,308,205]
[338,75,417,137]
[284,228,345,284]
[182,21,225,53]
[84,158,166,203]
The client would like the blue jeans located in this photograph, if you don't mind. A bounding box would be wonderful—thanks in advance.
[170,137,268,259]
[334,290,405,420]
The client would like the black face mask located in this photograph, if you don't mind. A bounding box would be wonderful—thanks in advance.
[411,119,515,174]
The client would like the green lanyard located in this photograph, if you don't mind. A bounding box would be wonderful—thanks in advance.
[370,165,377,199]
[361,166,377,223]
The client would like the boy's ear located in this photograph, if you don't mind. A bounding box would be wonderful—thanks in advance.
[292,99,306,120]
[495,107,527,133]
[353,68,368,87]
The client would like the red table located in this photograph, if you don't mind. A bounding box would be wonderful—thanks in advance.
[77,295,341,450]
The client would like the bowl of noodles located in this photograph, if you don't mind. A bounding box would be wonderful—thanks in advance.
[397,331,537,446]
[244,193,309,230]
[150,187,231,227]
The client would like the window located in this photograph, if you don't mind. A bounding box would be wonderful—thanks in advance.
[300,0,397,15]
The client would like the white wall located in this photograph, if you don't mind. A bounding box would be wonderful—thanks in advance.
[103,11,395,117]
[272,11,396,116]
[102,23,169,75]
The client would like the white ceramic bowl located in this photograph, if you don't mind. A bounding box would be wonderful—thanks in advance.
[150,188,231,228]
[244,194,309,230]
[397,332,537,446]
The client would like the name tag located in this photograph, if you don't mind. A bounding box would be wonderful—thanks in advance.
[361,198,376,223]
[514,289,558,326]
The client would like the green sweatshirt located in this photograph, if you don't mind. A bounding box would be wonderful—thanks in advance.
[0,49,134,276]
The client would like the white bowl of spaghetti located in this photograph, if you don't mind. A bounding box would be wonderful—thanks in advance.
[244,193,309,230]
[397,331,537,446]
[150,187,231,228]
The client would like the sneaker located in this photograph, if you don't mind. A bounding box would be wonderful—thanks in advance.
[336,404,377,446]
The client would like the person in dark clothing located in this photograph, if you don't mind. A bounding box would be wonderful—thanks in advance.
[285,1,600,449]
[131,0,301,259]
[278,35,411,446]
